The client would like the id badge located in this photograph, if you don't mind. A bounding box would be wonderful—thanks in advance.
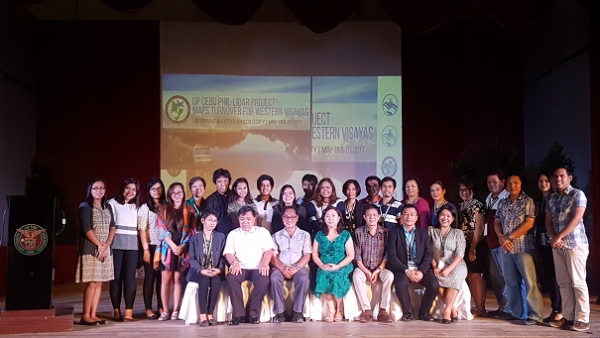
[437,261,445,269]
[483,223,488,237]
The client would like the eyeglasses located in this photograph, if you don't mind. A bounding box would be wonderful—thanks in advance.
[459,188,472,193]
[171,191,184,196]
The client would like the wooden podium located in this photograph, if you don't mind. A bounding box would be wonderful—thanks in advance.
[1,196,73,334]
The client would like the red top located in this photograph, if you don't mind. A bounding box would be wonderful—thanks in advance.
[485,209,500,249]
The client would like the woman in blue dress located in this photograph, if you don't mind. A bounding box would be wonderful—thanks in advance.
[312,206,355,322]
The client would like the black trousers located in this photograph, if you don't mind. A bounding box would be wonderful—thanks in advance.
[540,246,562,313]
[143,245,162,311]
[110,249,138,309]
[394,270,440,317]
[227,269,270,318]
[190,272,222,314]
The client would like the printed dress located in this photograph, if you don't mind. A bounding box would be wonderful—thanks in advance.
[76,203,115,283]
[314,230,353,299]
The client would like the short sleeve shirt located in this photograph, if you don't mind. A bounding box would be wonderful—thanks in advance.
[546,185,587,249]
[272,227,312,267]
[223,226,276,269]
[495,193,535,254]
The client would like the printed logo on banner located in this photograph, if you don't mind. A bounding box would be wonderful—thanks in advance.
[381,156,398,176]
[382,94,398,116]
[382,125,398,147]
[165,95,191,124]
[14,224,48,256]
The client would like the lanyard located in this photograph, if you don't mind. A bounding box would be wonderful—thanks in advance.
[406,230,416,262]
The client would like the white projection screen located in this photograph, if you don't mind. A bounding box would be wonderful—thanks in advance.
[160,22,402,199]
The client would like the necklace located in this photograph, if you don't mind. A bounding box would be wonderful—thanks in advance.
[407,196,420,205]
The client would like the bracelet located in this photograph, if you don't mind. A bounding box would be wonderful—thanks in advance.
[144,249,149,252]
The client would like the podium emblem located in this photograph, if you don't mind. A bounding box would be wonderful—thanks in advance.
[14,224,48,256]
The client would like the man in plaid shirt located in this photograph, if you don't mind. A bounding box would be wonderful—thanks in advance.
[545,166,589,332]
[494,174,543,325]
[352,205,393,323]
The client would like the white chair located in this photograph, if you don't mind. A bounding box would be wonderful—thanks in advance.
[179,281,229,324]
[403,280,474,320]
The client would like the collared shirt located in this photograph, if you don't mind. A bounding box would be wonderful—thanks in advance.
[272,227,312,267]
[546,185,588,250]
[359,195,382,205]
[206,191,235,236]
[374,198,403,232]
[223,226,275,269]
[404,226,417,267]
[255,198,279,226]
[354,225,388,270]
[485,189,510,211]
[495,192,536,254]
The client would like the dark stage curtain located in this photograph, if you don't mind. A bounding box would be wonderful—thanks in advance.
[101,0,156,13]
[282,0,360,34]
[190,0,265,25]
[579,0,600,12]
[376,0,461,33]
[480,0,555,30]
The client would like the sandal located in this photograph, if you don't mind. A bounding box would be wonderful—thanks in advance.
[325,310,334,323]
[334,311,343,322]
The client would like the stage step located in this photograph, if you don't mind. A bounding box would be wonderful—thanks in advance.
[0,304,73,334]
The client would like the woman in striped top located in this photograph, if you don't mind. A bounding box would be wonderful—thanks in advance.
[107,177,141,322]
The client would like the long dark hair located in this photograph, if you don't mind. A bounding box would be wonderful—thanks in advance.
[86,177,106,208]
[312,177,339,207]
[146,178,166,213]
[277,184,299,211]
[115,177,141,207]
[162,182,187,232]
[320,205,345,236]
[228,177,254,205]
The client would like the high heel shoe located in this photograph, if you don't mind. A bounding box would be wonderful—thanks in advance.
[442,318,452,324]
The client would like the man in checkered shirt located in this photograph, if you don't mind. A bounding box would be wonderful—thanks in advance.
[494,174,543,326]
[545,166,590,332]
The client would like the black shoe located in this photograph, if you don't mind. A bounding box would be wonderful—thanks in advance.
[199,320,209,327]
[487,309,504,317]
[543,311,560,323]
[227,316,243,325]
[292,312,304,323]
[403,313,414,321]
[97,319,107,325]
[513,318,540,325]
[208,318,218,325]
[272,313,285,323]
[549,318,573,328]
[442,318,452,324]
[494,312,517,321]
[420,314,435,322]
[451,316,458,323]
[249,315,261,324]
[79,319,98,326]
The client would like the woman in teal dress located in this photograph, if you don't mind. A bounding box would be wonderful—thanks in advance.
[312,206,355,322]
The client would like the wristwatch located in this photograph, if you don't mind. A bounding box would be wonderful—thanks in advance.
[294,264,302,270]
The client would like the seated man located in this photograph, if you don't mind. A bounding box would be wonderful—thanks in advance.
[387,205,439,321]
[224,205,276,325]
[353,205,394,323]
[270,206,312,323]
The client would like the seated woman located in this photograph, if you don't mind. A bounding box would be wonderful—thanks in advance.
[270,184,309,234]
[313,206,355,322]
[186,209,226,327]
[429,181,455,228]
[227,177,259,228]
[428,204,468,324]
[307,178,344,237]
[340,179,367,235]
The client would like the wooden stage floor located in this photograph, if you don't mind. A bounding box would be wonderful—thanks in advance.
[1,281,599,337]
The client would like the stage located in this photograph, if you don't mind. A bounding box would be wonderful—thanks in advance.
[0,281,597,337]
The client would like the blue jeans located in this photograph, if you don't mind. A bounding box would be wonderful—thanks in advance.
[489,247,507,311]
[499,251,543,321]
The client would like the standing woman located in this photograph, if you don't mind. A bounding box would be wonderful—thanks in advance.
[187,176,207,231]
[403,177,430,229]
[156,182,196,321]
[307,178,345,237]
[313,206,355,322]
[270,184,308,234]
[138,178,166,319]
[107,178,141,321]
[429,181,455,228]
[341,179,366,234]
[254,174,279,231]
[535,172,562,323]
[227,177,259,228]
[76,178,116,325]
[429,204,468,324]
[458,179,488,317]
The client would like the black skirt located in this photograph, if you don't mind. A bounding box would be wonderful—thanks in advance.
[464,240,488,273]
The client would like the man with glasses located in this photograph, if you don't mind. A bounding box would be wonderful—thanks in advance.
[353,205,394,323]
[270,206,312,323]
[224,205,276,325]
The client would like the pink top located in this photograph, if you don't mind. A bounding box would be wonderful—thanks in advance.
[404,197,431,229]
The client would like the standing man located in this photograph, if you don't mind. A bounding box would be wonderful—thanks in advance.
[359,176,382,205]
[387,205,438,321]
[484,169,511,318]
[255,174,279,231]
[270,206,312,323]
[353,205,394,323]
[375,176,403,233]
[187,176,207,231]
[297,174,318,209]
[494,174,543,325]
[224,205,275,325]
[546,166,589,332]
[206,168,235,236]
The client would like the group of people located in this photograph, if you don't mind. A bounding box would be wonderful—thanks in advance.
[75,166,590,332]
